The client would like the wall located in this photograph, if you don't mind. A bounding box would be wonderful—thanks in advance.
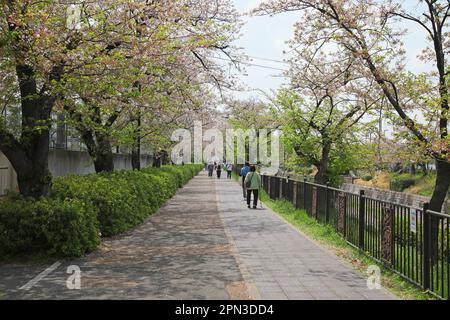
[0,152,16,196]
[0,150,153,196]
[342,183,449,213]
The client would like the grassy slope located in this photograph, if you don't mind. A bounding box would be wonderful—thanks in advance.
[355,171,437,197]
[404,175,436,197]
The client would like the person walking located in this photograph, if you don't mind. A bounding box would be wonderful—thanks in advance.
[226,163,233,179]
[239,162,250,199]
[216,163,222,179]
[207,162,214,177]
[244,165,261,209]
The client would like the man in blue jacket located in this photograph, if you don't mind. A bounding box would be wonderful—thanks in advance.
[239,162,250,199]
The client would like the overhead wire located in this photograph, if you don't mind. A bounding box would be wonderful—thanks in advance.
[210,55,289,72]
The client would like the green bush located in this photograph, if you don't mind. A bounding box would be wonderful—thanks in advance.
[362,175,373,182]
[0,198,100,257]
[0,164,203,258]
[54,164,202,237]
[390,173,422,192]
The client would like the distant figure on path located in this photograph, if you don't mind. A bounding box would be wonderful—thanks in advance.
[239,162,250,199]
[245,165,262,209]
[216,163,222,179]
[226,163,233,179]
[207,163,214,177]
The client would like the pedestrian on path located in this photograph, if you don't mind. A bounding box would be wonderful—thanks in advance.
[239,162,250,199]
[207,162,214,177]
[245,165,261,209]
[226,163,233,179]
[216,163,222,179]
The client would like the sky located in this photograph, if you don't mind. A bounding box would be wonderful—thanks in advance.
[230,0,432,102]
[231,0,298,100]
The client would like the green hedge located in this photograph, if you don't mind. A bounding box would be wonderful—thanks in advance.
[53,165,203,237]
[0,198,100,257]
[389,173,422,192]
[0,164,203,258]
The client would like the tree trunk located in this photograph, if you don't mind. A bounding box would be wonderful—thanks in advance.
[0,67,56,198]
[429,160,450,264]
[131,116,141,171]
[429,160,450,213]
[17,164,52,199]
[131,148,141,171]
[92,136,114,173]
[153,154,161,168]
[1,116,53,198]
[314,143,331,185]
[93,151,114,173]
[80,129,115,173]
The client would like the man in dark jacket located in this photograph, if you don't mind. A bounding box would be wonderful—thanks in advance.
[239,162,250,199]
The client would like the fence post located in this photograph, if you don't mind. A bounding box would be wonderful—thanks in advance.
[423,202,431,291]
[381,204,394,266]
[303,177,307,210]
[358,190,365,250]
[312,186,318,219]
[286,176,291,201]
[271,176,275,199]
[279,177,283,199]
[293,181,298,207]
[338,192,346,236]
[325,182,330,224]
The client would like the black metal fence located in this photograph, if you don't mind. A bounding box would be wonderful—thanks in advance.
[257,174,450,300]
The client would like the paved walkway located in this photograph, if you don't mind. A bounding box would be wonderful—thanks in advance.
[0,171,395,300]
[216,176,394,300]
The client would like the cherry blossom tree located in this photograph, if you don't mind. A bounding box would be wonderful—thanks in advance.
[0,1,71,197]
[59,0,242,173]
[273,51,380,183]
[254,0,449,213]
[0,0,242,198]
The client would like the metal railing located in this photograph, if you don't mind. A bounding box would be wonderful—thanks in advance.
[256,173,449,300]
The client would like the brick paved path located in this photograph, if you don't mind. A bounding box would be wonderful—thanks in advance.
[216,176,395,300]
[0,171,395,300]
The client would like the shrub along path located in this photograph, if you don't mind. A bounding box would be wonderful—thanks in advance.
[0,171,395,299]
[0,171,247,299]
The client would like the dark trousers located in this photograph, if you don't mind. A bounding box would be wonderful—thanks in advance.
[227,170,232,178]
[247,189,259,207]
[217,170,221,179]
[242,177,246,198]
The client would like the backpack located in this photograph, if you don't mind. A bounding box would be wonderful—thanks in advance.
[245,172,255,189]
